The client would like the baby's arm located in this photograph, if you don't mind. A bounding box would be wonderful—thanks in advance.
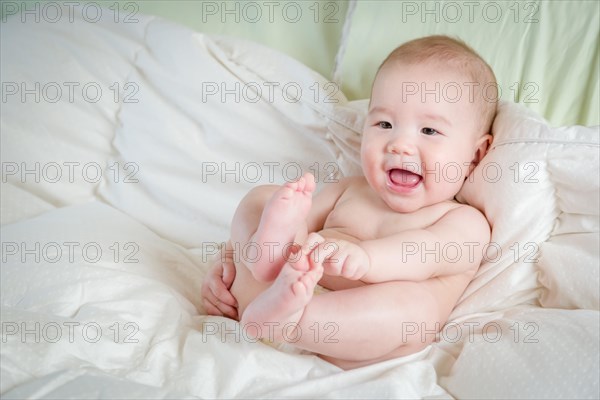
[359,205,490,282]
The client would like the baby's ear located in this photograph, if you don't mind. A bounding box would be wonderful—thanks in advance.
[467,134,492,176]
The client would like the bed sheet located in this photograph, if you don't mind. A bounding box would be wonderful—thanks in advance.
[1,6,599,399]
[2,203,596,399]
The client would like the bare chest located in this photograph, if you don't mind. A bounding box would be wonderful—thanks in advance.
[321,186,454,240]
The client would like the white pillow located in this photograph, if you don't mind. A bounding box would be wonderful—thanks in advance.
[455,102,599,314]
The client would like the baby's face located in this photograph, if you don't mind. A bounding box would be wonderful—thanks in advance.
[361,61,489,213]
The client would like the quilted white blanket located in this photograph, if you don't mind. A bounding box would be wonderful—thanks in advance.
[1,8,599,399]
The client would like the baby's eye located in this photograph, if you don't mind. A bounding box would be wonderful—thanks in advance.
[421,127,440,136]
[377,121,392,129]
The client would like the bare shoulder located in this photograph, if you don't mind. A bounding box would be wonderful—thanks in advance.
[440,202,488,222]
[426,203,491,276]
[315,175,365,197]
[429,202,491,243]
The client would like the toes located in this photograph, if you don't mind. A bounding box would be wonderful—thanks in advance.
[304,173,316,192]
[300,265,322,286]
[295,176,306,192]
[287,175,306,192]
[283,173,315,195]
[289,254,310,272]
[291,280,306,296]
[279,186,294,200]
[308,263,324,282]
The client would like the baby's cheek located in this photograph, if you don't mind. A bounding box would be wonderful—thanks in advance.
[360,148,380,174]
[428,173,465,201]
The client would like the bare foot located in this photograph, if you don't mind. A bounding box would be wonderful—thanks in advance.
[240,251,323,342]
[248,173,316,282]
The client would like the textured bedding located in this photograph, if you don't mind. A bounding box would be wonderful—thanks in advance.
[1,6,599,399]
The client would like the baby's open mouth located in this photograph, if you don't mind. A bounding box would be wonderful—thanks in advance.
[387,168,423,188]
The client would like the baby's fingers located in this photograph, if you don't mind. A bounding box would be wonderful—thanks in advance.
[221,258,236,288]
[340,258,365,280]
[203,298,223,316]
[209,276,238,307]
[203,292,238,319]
[312,242,345,276]
[322,260,341,276]
[309,241,338,267]
[302,232,326,254]
[203,261,238,307]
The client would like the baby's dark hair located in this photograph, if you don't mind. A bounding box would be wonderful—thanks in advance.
[378,35,498,135]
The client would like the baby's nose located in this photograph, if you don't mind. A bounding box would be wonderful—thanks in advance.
[386,135,416,155]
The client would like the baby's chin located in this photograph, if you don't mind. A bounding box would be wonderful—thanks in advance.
[383,193,459,213]
[382,198,426,213]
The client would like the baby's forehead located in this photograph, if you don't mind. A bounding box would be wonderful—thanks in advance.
[377,59,472,82]
[372,38,498,133]
[373,61,492,108]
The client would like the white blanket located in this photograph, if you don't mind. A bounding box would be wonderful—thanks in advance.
[1,8,599,399]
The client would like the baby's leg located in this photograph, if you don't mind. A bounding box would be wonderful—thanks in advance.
[230,174,315,282]
[292,280,444,366]
[240,250,323,341]
[293,272,471,368]
[234,259,468,368]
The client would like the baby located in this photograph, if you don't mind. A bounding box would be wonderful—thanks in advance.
[202,35,497,369]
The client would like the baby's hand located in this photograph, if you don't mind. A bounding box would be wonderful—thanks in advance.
[201,241,238,320]
[304,234,370,280]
